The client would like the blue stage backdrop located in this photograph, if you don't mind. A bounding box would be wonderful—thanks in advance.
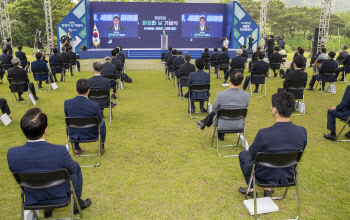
[57,0,259,54]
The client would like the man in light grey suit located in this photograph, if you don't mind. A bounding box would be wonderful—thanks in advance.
[196,71,250,141]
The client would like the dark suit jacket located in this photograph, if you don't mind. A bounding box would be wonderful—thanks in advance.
[336,51,349,62]
[283,69,308,88]
[101,62,118,77]
[60,52,71,64]
[230,56,246,68]
[266,39,275,52]
[242,50,248,58]
[109,25,124,31]
[64,96,102,142]
[336,85,350,112]
[269,52,283,64]
[118,53,125,63]
[217,53,230,63]
[318,59,338,75]
[244,122,307,187]
[195,25,210,31]
[343,55,350,66]
[15,50,27,66]
[167,56,177,69]
[173,56,185,72]
[249,37,254,47]
[31,59,49,81]
[179,62,196,74]
[187,70,210,100]
[111,57,122,78]
[87,75,111,108]
[250,60,269,84]
[210,53,219,64]
[68,51,78,64]
[252,51,259,62]
[7,141,80,206]
[164,51,172,63]
[201,52,211,58]
[49,54,63,73]
[8,66,30,92]
[6,42,12,55]
[1,53,13,62]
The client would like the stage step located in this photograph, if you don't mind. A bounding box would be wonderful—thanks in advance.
[128,50,204,59]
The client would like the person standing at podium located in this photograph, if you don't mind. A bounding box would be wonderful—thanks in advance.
[161,28,167,35]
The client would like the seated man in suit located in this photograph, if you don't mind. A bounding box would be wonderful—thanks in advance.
[184,58,210,113]
[37,46,48,63]
[293,47,302,59]
[167,49,177,79]
[31,52,54,88]
[312,47,328,73]
[15,46,30,71]
[60,46,73,76]
[336,45,348,64]
[178,54,196,96]
[172,51,185,78]
[7,108,91,217]
[0,98,11,117]
[1,48,13,63]
[101,57,119,99]
[201,47,211,69]
[242,51,269,93]
[88,61,117,112]
[279,45,287,56]
[68,46,80,72]
[249,46,261,71]
[306,51,338,91]
[324,85,350,141]
[164,47,173,72]
[215,47,230,74]
[116,46,125,64]
[269,46,283,77]
[196,71,249,141]
[210,47,219,69]
[336,54,350,81]
[241,45,248,59]
[285,48,307,75]
[49,48,64,82]
[223,49,245,83]
[64,79,107,155]
[111,48,122,75]
[277,56,308,92]
[310,45,326,67]
[8,58,39,101]
[238,92,307,197]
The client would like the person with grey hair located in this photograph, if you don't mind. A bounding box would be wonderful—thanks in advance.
[223,49,246,83]
[87,62,117,117]
[8,57,39,101]
[336,45,349,64]
[101,56,118,99]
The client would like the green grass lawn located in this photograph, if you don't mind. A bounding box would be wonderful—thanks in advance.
[1,59,350,219]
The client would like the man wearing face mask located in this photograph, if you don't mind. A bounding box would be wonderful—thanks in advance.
[237,92,307,198]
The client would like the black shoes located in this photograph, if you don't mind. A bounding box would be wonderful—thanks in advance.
[18,97,24,101]
[189,109,195,113]
[274,73,277,77]
[74,198,91,215]
[200,108,206,113]
[111,102,117,108]
[44,209,53,218]
[305,87,313,91]
[324,133,336,141]
[196,121,205,130]
[34,96,39,100]
[238,187,257,198]
[218,133,225,141]
[223,81,227,84]
[111,94,117,99]
[253,89,258,93]
[264,189,275,197]
[345,131,350,139]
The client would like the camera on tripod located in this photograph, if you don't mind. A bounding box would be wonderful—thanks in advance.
[61,35,69,42]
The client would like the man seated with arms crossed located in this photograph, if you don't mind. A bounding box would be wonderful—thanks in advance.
[184,58,210,113]
[8,58,39,101]
[89,61,117,111]
[173,51,185,78]
[15,46,30,71]
[324,85,350,141]
[242,51,269,93]
[306,51,338,91]
[68,46,80,72]
[238,92,307,197]
[178,54,196,96]
[111,48,122,74]
[49,48,64,82]
[223,49,245,84]
[196,71,249,141]
[7,108,91,218]
[277,56,308,93]
[31,52,54,88]
[101,57,119,99]
[64,79,107,155]
[216,46,230,74]
[269,46,283,77]
[167,49,177,79]
[60,46,73,76]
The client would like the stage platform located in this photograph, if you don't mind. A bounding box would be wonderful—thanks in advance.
[79,48,241,60]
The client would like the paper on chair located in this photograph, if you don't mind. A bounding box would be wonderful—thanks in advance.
[244,197,279,215]
[295,101,304,113]
[29,94,36,105]
[221,83,229,87]
[237,133,249,150]
[0,113,11,126]
[327,85,336,94]
[207,104,212,114]
[51,82,58,90]
[66,144,70,152]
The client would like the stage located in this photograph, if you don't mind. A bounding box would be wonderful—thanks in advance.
[79,48,240,59]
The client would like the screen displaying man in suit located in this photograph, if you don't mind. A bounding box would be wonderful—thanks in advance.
[109,16,124,31]
[306,51,338,91]
[15,46,30,71]
[49,48,64,82]
[184,58,210,113]
[223,49,245,83]
[242,51,269,93]
[8,57,39,101]
[238,92,307,198]
[195,17,210,31]
[278,56,308,93]
[101,57,119,99]
[7,108,91,215]
[325,85,350,141]
[178,54,196,96]
[196,71,249,141]
[64,79,107,155]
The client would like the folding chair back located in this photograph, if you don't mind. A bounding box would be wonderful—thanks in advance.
[70,58,77,65]
[218,60,230,71]
[189,83,210,94]
[8,78,29,93]
[1,61,13,70]
[202,55,211,69]
[270,63,281,70]
[250,71,266,84]
[161,53,166,62]
[174,66,180,72]
[285,81,306,100]
[322,69,337,83]
[66,116,100,130]
[210,60,217,67]
[217,108,247,122]
[102,74,117,81]
[50,63,63,74]
[230,65,245,74]
[32,69,49,81]
[179,72,190,88]
[254,150,303,168]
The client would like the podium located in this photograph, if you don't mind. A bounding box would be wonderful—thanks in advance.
[160,34,168,50]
